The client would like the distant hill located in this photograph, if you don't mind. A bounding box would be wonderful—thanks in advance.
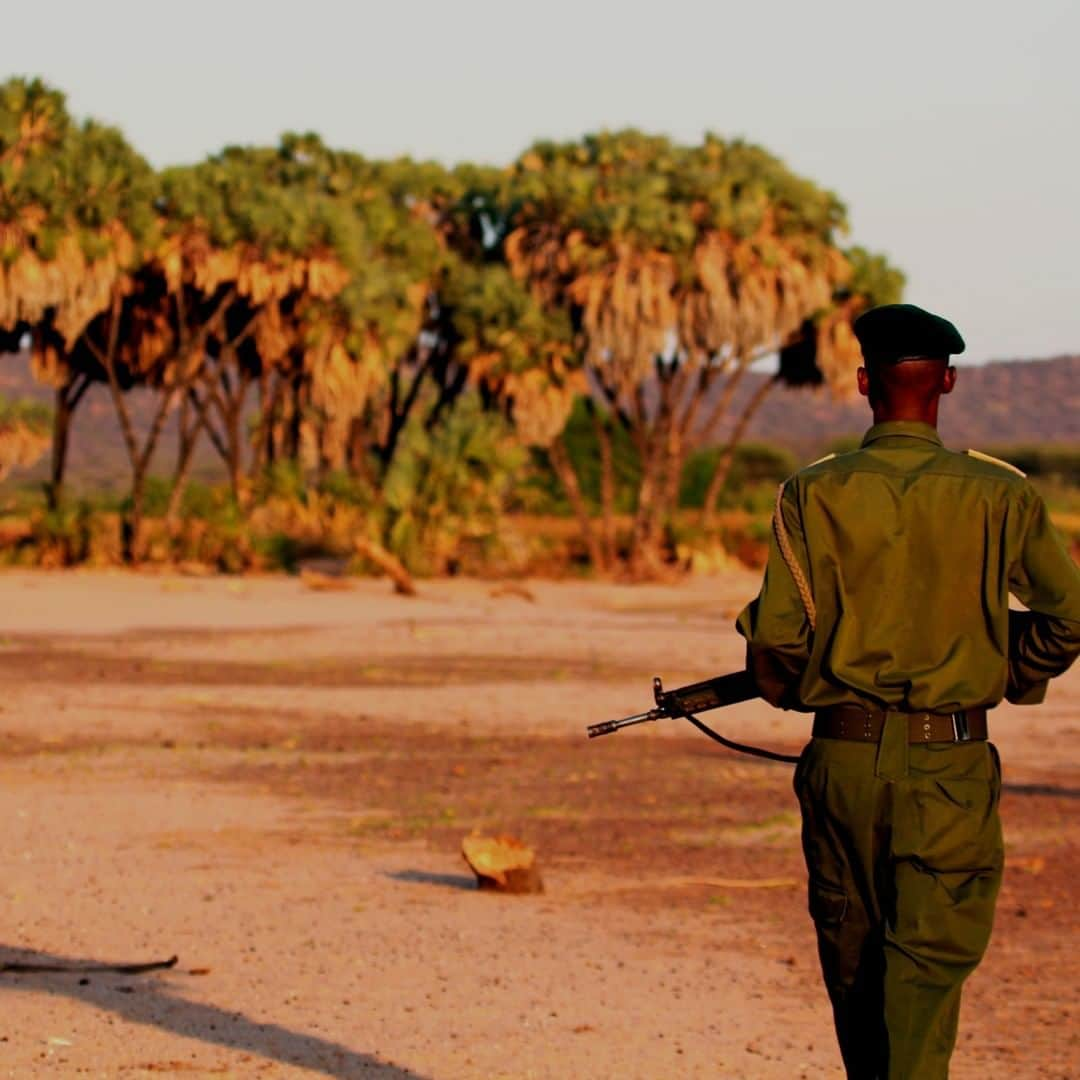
[738,354,1080,453]
[0,353,1076,489]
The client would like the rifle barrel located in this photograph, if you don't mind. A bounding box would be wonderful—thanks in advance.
[586,709,660,739]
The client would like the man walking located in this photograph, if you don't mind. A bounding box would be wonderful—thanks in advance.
[737,303,1080,1079]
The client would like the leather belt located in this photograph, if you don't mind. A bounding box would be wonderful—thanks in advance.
[813,703,988,744]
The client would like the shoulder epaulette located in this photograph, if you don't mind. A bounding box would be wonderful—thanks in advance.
[964,449,1026,478]
[804,452,837,470]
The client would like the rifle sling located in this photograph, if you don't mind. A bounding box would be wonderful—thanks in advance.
[678,710,801,765]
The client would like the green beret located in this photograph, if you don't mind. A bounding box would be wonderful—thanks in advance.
[853,303,965,363]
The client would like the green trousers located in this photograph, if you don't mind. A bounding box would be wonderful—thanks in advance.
[794,716,1004,1080]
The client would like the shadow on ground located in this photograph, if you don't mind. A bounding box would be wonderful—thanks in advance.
[0,946,427,1078]
[386,869,478,891]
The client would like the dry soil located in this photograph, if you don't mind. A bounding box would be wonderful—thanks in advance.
[0,570,1076,1078]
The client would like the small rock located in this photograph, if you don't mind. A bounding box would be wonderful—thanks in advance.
[462,834,543,894]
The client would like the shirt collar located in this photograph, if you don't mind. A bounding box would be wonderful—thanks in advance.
[860,421,944,448]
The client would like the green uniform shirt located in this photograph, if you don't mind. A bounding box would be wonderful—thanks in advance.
[737,421,1080,712]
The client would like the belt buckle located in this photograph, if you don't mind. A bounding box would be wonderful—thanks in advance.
[951,712,971,742]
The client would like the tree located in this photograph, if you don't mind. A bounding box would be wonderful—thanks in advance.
[0,77,155,508]
[698,246,904,524]
[1,83,907,579]
[499,131,903,572]
[226,137,449,485]
[250,138,572,496]
[149,148,352,520]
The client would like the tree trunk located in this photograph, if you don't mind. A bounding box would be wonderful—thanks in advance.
[46,374,91,511]
[125,466,147,563]
[641,421,686,570]
[121,388,179,562]
[286,375,304,463]
[702,374,780,528]
[225,394,245,505]
[167,397,200,527]
[347,416,371,482]
[316,421,332,486]
[657,425,685,540]
[629,368,680,576]
[249,369,270,480]
[548,436,605,571]
[592,409,618,567]
[629,432,665,575]
[48,385,72,512]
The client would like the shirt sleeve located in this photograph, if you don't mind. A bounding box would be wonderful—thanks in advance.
[1005,488,1080,704]
[736,480,814,709]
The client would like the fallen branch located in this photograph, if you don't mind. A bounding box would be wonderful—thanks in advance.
[0,955,178,975]
[354,537,417,596]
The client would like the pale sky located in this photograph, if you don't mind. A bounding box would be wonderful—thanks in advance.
[6,0,1079,365]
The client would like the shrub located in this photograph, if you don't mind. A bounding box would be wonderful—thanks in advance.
[680,443,798,509]
[376,395,525,575]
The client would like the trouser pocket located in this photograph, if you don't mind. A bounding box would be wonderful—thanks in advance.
[807,876,871,991]
[808,877,848,927]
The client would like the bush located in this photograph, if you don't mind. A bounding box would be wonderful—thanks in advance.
[376,395,526,575]
[680,442,798,508]
[0,397,52,432]
[532,395,802,515]
[982,446,1080,486]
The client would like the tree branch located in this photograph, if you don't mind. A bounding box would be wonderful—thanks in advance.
[186,387,230,462]
[136,384,180,475]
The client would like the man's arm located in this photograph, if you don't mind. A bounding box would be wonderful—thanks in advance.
[1006,488,1080,704]
[736,480,813,709]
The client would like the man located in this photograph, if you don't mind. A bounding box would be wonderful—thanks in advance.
[736,303,1080,1079]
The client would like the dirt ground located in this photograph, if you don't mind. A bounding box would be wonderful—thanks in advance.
[0,570,1076,1079]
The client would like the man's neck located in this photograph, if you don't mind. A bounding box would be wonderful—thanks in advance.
[871,404,940,427]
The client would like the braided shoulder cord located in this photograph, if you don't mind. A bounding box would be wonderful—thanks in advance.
[773,484,816,632]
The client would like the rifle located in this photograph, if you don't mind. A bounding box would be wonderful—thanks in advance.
[587,671,799,764]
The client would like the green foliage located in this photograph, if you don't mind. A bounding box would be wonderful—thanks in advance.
[441,260,572,376]
[28,502,94,563]
[0,395,52,432]
[316,467,371,507]
[254,460,309,504]
[252,531,305,573]
[843,246,905,308]
[376,394,525,574]
[159,147,348,256]
[176,479,236,521]
[509,130,848,252]
[680,443,798,508]
[556,398,641,511]
[0,77,917,576]
[824,440,1080,486]
[982,446,1080,486]
[527,399,800,514]
[524,401,812,514]
[0,77,156,266]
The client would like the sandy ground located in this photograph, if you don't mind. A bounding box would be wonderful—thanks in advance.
[0,569,1076,1079]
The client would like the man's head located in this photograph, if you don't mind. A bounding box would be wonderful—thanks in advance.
[852,303,965,426]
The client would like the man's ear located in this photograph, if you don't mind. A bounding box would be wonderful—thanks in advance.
[942,365,957,395]
[857,366,871,398]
